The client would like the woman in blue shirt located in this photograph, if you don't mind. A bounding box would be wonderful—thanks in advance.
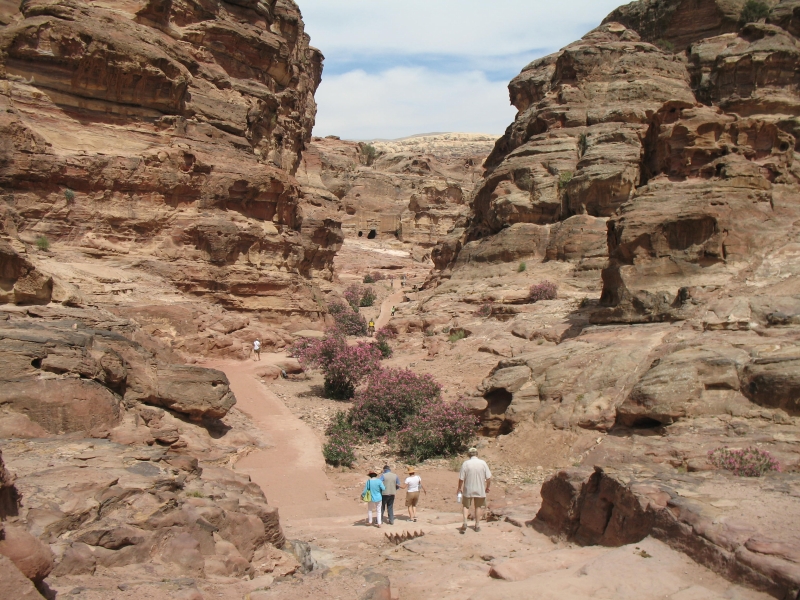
[362,469,386,527]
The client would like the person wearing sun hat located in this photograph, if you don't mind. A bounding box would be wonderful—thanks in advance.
[362,468,385,527]
[456,447,491,533]
[404,467,425,522]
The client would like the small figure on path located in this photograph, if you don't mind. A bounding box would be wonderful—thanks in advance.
[368,320,375,335]
[362,469,385,527]
[391,306,396,317]
[380,464,401,525]
[457,447,492,533]
[404,468,425,522]
[252,339,261,361]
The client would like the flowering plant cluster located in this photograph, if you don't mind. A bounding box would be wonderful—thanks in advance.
[374,327,395,358]
[294,333,382,399]
[397,398,478,462]
[349,368,442,438]
[363,272,385,283]
[327,300,368,336]
[343,284,377,309]
[475,302,493,318]
[529,280,558,303]
[707,446,781,477]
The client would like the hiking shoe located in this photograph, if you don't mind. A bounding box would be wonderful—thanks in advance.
[458,524,467,534]
[474,526,481,532]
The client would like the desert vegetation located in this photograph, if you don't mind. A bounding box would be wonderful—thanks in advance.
[528,280,558,302]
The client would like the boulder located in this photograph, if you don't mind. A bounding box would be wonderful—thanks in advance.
[0,524,54,582]
[0,554,44,600]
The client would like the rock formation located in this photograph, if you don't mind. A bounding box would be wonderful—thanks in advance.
[297,133,493,252]
[0,0,341,318]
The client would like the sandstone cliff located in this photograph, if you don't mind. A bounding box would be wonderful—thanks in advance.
[0,0,341,318]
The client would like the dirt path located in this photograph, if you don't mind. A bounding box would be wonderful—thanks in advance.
[376,278,403,330]
[204,355,356,520]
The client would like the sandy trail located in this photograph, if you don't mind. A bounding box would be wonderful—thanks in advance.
[376,278,403,330]
[204,355,356,520]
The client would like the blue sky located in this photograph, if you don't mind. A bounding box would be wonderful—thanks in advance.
[299,0,625,140]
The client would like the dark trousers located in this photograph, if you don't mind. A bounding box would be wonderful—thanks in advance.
[381,495,395,523]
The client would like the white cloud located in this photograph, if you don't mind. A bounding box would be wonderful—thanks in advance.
[313,67,517,139]
[298,0,625,139]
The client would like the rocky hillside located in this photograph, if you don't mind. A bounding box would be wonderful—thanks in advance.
[0,0,341,320]
[0,0,325,596]
[297,133,494,256]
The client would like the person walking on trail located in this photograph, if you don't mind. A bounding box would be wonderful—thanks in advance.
[391,306,396,317]
[368,320,375,335]
[362,469,385,527]
[404,468,425,522]
[380,465,401,525]
[457,447,491,532]
[252,339,261,361]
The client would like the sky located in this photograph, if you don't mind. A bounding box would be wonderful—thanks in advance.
[299,0,624,140]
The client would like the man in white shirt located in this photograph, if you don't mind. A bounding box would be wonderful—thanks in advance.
[456,447,491,532]
[253,339,261,361]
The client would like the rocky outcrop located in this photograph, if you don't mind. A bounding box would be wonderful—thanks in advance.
[536,467,800,599]
[0,0,340,318]
[0,240,52,305]
[296,133,492,249]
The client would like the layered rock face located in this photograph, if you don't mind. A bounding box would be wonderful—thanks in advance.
[0,0,341,316]
[297,133,493,254]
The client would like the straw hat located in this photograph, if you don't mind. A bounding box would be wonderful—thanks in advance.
[407,467,416,474]
[368,469,378,477]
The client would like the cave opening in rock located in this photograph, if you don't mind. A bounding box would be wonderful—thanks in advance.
[629,417,662,429]
[367,229,377,239]
[358,231,363,237]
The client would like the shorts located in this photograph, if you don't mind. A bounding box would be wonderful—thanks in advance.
[405,492,420,507]
[462,496,486,509]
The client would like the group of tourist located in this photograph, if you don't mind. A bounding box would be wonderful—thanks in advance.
[362,447,491,532]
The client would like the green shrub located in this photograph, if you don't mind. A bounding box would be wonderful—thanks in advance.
[327,301,368,336]
[374,327,395,358]
[518,261,526,272]
[740,0,770,23]
[558,171,573,188]
[655,39,675,52]
[448,329,466,343]
[323,411,358,467]
[363,274,375,284]
[475,302,493,318]
[35,236,50,251]
[424,328,436,337]
[64,188,75,203]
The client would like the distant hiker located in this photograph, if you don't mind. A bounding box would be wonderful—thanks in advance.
[368,320,375,335]
[362,469,385,527]
[253,339,261,361]
[457,448,492,533]
[391,306,396,317]
[380,465,401,525]
[404,468,425,522]
[280,369,287,379]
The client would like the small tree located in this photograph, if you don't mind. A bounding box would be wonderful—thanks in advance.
[349,368,442,439]
[529,281,558,303]
[64,188,75,203]
[343,284,363,311]
[558,171,573,188]
[361,143,378,166]
[363,274,375,284]
[323,411,357,467]
[397,398,478,462]
[518,261,527,272]
[35,236,50,251]
[740,0,770,23]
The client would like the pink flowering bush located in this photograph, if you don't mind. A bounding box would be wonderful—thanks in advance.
[343,285,364,310]
[349,368,442,438]
[397,398,478,462]
[529,281,558,303]
[294,333,382,399]
[327,300,368,336]
[707,446,781,477]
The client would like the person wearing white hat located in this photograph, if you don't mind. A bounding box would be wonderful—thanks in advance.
[456,447,491,532]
